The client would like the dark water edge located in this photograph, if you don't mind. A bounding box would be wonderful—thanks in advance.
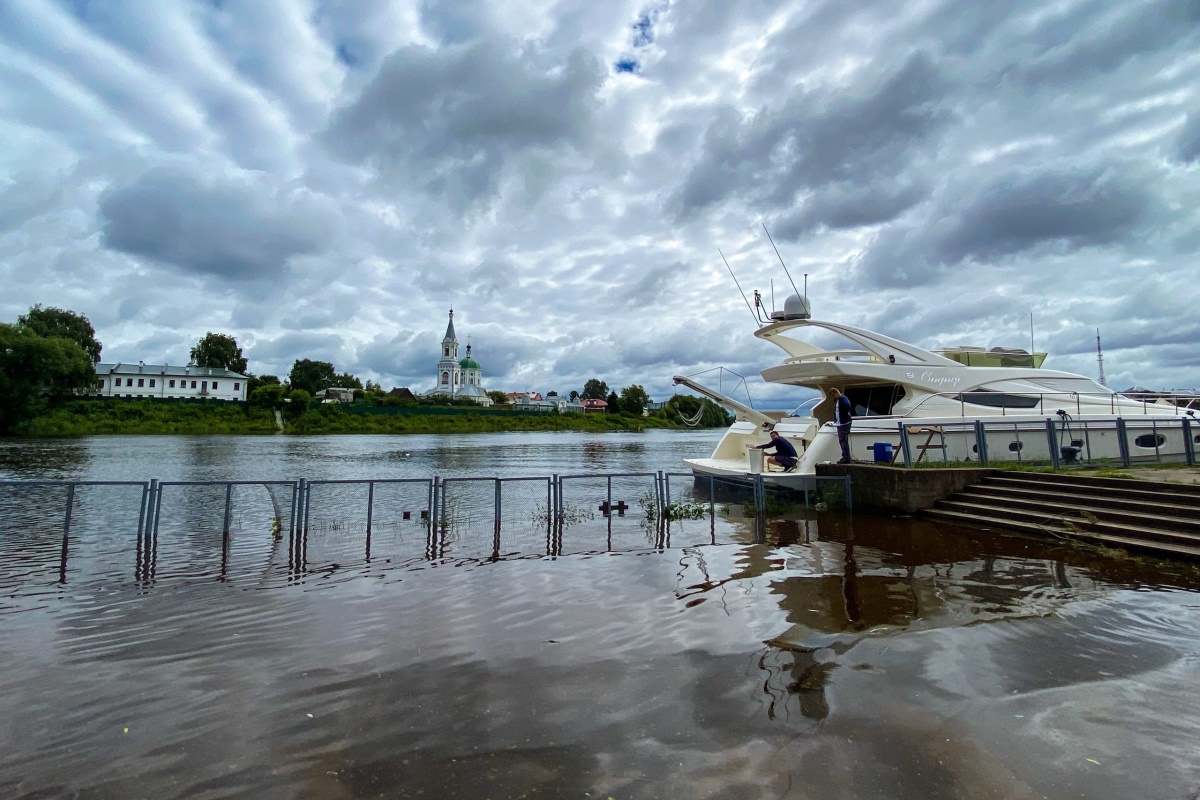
[3,509,1200,800]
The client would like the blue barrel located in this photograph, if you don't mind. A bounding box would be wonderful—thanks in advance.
[872,442,894,463]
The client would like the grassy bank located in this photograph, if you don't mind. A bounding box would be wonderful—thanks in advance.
[11,398,691,436]
[15,398,279,435]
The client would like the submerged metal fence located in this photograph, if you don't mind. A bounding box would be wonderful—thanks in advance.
[0,471,853,583]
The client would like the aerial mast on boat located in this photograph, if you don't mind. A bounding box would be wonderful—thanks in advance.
[1096,328,1107,387]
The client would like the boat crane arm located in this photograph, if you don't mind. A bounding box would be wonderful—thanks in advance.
[672,375,775,429]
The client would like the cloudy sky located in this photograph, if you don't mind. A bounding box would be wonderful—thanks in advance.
[2,0,1199,406]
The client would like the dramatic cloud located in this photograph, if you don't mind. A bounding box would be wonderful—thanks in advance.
[1,0,1198,403]
[98,166,333,281]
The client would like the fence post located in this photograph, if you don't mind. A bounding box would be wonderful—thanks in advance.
[366,481,375,535]
[973,420,989,467]
[1045,419,1060,470]
[222,483,234,536]
[152,479,164,538]
[59,484,76,582]
[1116,419,1131,467]
[136,481,150,543]
[657,470,666,518]
[288,481,299,538]
[431,476,440,531]
[899,424,913,468]
[145,478,159,538]
[303,479,313,534]
[1184,418,1196,466]
[844,475,853,510]
[494,479,502,532]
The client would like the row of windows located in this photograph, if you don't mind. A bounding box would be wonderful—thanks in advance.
[115,395,236,400]
[111,378,240,390]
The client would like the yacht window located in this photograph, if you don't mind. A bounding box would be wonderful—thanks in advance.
[845,385,906,416]
[1134,434,1166,448]
[1008,441,1023,452]
[953,389,1041,409]
[1025,377,1106,393]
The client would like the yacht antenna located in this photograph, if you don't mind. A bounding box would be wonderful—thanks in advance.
[719,248,761,324]
[1096,328,1107,387]
[1029,312,1035,356]
[762,222,801,299]
[770,279,775,314]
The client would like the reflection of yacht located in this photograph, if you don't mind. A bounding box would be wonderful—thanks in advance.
[676,296,1198,488]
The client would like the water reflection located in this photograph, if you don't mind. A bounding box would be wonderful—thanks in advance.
[0,439,92,478]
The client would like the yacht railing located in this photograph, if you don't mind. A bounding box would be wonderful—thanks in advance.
[902,390,1200,419]
[888,416,1198,469]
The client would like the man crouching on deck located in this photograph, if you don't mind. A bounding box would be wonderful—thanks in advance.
[754,431,798,472]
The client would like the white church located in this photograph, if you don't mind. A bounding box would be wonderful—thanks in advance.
[421,309,493,405]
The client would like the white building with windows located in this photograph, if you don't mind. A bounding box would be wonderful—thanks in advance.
[420,310,493,405]
[94,362,248,401]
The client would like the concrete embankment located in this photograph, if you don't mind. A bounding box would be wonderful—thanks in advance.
[816,462,994,514]
[818,463,1200,560]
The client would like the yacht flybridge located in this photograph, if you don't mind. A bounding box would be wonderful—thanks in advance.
[676,296,1197,489]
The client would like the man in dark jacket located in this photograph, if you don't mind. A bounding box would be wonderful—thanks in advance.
[754,430,798,471]
[830,387,853,463]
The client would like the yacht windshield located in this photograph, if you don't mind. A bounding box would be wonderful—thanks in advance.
[788,398,821,417]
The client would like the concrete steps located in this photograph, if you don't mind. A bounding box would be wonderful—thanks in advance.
[922,471,1200,560]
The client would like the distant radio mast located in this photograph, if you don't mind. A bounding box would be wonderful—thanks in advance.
[1096,328,1107,387]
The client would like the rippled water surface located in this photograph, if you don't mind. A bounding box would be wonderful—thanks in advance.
[3,432,1200,799]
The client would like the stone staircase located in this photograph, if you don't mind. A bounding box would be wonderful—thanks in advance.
[922,471,1200,560]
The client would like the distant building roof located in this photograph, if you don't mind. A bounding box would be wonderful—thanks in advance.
[96,362,247,379]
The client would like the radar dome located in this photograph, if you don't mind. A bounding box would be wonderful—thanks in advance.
[770,294,811,321]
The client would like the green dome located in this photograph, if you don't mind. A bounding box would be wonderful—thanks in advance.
[459,357,481,370]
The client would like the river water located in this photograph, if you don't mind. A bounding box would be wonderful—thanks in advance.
[2,431,1200,799]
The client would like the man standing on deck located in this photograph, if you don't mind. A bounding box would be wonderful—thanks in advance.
[754,430,798,472]
[830,387,853,463]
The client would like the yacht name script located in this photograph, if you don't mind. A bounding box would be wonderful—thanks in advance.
[907,371,963,389]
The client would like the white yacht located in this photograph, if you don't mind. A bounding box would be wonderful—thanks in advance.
[677,295,1198,489]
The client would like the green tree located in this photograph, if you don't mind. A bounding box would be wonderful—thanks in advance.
[246,374,280,394]
[569,390,580,402]
[332,372,363,390]
[0,323,96,431]
[18,305,102,364]
[249,383,287,407]
[286,388,312,418]
[582,378,608,400]
[618,384,651,416]
[605,390,619,412]
[189,332,248,373]
[487,390,509,405]
[288,359,337,395]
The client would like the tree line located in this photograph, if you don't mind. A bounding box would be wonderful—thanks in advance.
[0,308,732,431]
